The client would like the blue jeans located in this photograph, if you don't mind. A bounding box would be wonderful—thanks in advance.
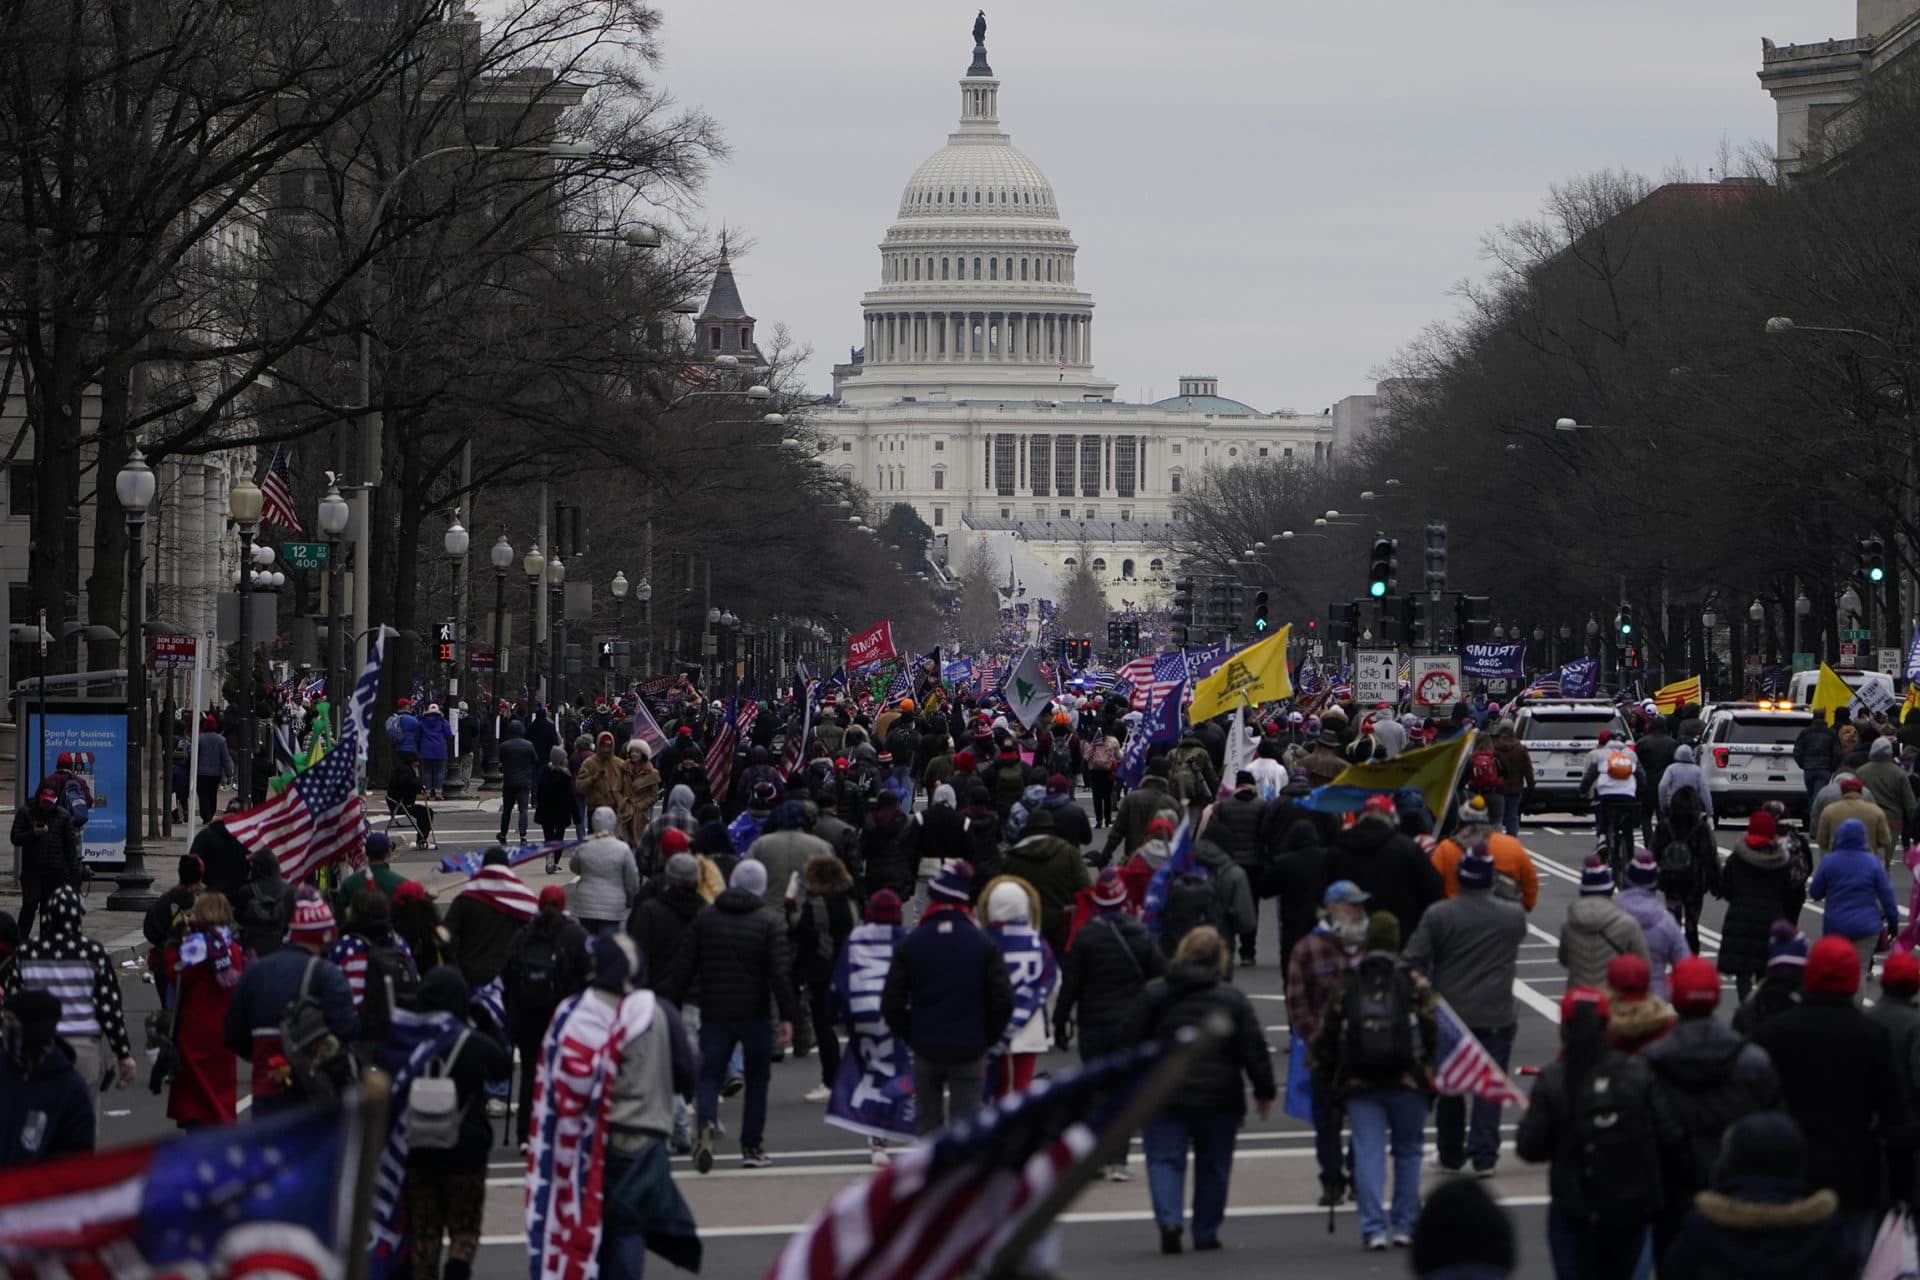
[1546,1203,1645,1280]
[697,1020,772,1149]
[1434,1023,1514,1171]
[1345,1089,1427,1241]
[421,758,446,792]
[1502,793,1522,836]
[1142,1110,1239,1245]
[573,794,588,840]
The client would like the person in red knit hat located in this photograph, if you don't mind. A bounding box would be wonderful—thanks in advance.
[1752,935,1906,1254]
[1603,953,1676,1054]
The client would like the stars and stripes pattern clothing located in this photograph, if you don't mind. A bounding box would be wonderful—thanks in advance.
[769,1036,1175,1280]
[367,1007,466,1279]
[2,887,131,1060]
[324,932,415,1009]
[259,444,305,533]
[454,864,539,922]
[227,631,385,884]
[1432,999,1527,1108]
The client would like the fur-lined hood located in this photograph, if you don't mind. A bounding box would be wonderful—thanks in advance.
[1607,994,1678,1051]
[1693,1187,1838,1229]
[802,852,853,895]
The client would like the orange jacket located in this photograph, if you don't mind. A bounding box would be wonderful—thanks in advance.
[1431,831,1539,911]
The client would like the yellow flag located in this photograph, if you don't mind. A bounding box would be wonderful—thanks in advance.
[1188,625,1293,723]
[1651,676,1702,715]
[1903,683,1920,719]
[1320,730,1477,822]
[1811,663,1855,716]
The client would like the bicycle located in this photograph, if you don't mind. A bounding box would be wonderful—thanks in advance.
[1596,797,1640,888]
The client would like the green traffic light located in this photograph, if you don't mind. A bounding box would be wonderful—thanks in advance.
[1369,581,1387,598]
[1254,617,1269,632]
[1871,567,1887,582]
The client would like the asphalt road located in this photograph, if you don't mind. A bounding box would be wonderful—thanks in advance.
[79,793,1876,1280]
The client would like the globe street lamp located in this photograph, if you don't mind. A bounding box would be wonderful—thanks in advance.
[522,543,544,703]
[228,474,265,810]
[106,448,158,910]
[610,570,629,694]
[317,481,351,737]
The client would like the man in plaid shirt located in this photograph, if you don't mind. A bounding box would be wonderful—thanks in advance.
[1285,880,1372,1208]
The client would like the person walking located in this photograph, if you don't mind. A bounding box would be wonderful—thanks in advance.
[638,785,701,876]
[1870,950,1920,1206]
[1717,817,1804,1002]
[156,892,247,1128]
[620,742,661,846]
[669,859,798,1172]
[1557,855,1649,990]
[1853,734,1912,859]
[1655,784,1719,955]
[1209,772,1270,966]
[1488,719,1533,838]
[1752,935,1908,1255]
[501,886,591,1147]
[1001,808,1091,957]
[194,713,231,823]
[1099,758,1182,864]
[1324,795,1444,941]
[1616,849,1691,1000]
[745,801,831,913]
[569,806,639,935]
[534,746,577,857]
[1733,923,1809,1037]
[1814,775,1893,862]
[0,989,94,1167]
[10,782,82,939]
[575,731,630,822]
[222,889,357,1114]
[1516,987,1679,1280]
[1084,724,1122,829]
[443,848,538,991]
[1793,709,1843,803]
[4,886,135,1097]
[1126,925,1275,1254]
[1287,881,1371,1207]
[1807,817,1900,982]
[880,861,1013,1135]
[1404,843,1526,1177]
[980,877,1058,1100]
[495,720,540,846]
[791,852,857,1105]
[1314,912,1437,1252]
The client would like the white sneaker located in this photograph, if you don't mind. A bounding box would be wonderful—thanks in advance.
[485,1099,508,1118]
[1103,1164,1133,1182]
[869,1140,891,1167]
[804,1084,832,1103]
[1365,1236,1388,1252]
[1390,1232,1414,1248]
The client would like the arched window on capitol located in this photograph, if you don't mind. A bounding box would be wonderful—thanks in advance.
[1091,558,1107,574]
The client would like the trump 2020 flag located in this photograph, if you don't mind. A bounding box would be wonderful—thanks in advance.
[0,1095,362,1277]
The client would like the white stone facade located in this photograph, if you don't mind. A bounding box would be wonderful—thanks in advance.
[1759,0,1920,178]
[822,25,1333,558]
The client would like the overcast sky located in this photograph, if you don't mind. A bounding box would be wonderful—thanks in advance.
[651,1,1845,411]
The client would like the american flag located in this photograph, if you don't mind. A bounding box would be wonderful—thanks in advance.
[974,662,999,701]
[1433,999,1527,1108]
[0,1090,362,1276]
[779,682,819,780]
[704,696,758,801]
[1514,670,1560,702]
[1123,651,1187,712]
[227,629,384,883]
[767,1037,1176,1280]
[259,444,305,533]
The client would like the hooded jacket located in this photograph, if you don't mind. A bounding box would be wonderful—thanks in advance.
[1403,887,1527,1030]
[1658,746,1713,820]
[666,887,798,1025]
[1641,1016,1781,1199]
[0,1037,93,1167]
[496,721,540,790]
[236,846,294,956]
[746,817,832,913]
[881,903,1013,1063]
[1036,791,1093,849]
[791,855,857,987]
[1265,818,1331,950]
[1617,887,1692,997]
[1056,908,1164,1050]
[1853,741,1912,834]
[1191,839,1257,941]
[1660,1180,1856,1280]
[1813,792,1893,859]
[416,709,453,762]
[575,746,629,815]
[1001,815,1092,949]
[1324,817,1445,941]
[1207,790,1268,871]
[222,945,357,1102]
[1556,896,1650,990]
[1715,842,1802,977]
[1124,961,1275,1116]
[1806,821,1899,940]
[1102,777,1181,860]
[568,811,639,922]
[4,888,132,1061]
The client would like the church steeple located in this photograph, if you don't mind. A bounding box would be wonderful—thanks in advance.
[696,234,762,366]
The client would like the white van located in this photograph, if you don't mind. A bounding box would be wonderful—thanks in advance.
[1783,667,1897,716]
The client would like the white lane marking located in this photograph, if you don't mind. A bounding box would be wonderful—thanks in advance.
[1542,827,1564,836]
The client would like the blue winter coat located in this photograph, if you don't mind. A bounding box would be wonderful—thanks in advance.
[417,711,454,762]
[385,712,422,756]
[1808,821,1899,940]
[1616,886,1691,998]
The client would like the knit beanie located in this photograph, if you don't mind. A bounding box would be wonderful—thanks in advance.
[1767,920,1810,971]
[1712,1112,1811,1200]
[1744,810,1777,847]
[1671,956,1722,1013]
[1364,910,1400,953]
[1625,848,1660,889]
[1457,795,1491,827]
[1579,854,1615,895]
[286,888,336,946]
[928,859,974,907]
[1456,842,1496,891]
[591,932,639,994]
[730,859,769,899]
[1410,1177,1516,1276]
[665,852,699,886]
[659,828,692,856]
[1882,951,1920,997]
[1804,934,1861,995]
[1090,867,1128,909]
[864,889,903,925]
[1606,953,1651,1000]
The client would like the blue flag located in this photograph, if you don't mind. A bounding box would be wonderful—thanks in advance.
[1559,657,1599,698]
[1117,679,1184,788]
[1141,816,1199,940]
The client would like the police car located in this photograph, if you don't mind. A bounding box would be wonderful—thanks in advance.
[1697,701,1812,819]
[1512,700,1632,814]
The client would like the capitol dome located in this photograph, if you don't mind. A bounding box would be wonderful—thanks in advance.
[851,17,1100,398]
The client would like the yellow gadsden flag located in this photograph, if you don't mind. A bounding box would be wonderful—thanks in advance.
[1811,663,1856,716]
[1188,625,1293,723]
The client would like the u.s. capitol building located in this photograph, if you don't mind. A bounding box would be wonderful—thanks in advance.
[817,15,1333,604]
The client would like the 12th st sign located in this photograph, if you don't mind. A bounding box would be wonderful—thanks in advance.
[281,542,331,571]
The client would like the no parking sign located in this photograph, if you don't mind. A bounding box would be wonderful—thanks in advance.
[1412,655,1462,709]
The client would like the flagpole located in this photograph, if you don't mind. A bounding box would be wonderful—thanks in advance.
[1435,727,1477,831]
[345,1070,393,1280]
[981,1013,1232,1280]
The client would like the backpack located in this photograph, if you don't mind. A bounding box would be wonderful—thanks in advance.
[277,957,354,1104]
[1048,736,1074,776]
[1605,750,1635,781]
[358,937,421,1044]
[1656,824,1700,888]
[1780,830,1812,891]
[1169,750,1208,806]
[505,929,564,1026]
[1570,1060,1662,1223]
[404,1029,471,1152]
[1667,783,1702,830]
[991,761,1028,816]
[1158,871,1220,953]
[1339,952,1417,1077]
[1469,748,1502,794]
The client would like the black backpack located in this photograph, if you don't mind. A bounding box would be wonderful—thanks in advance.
[359,937,421,1044]
[506,929,564,1030]
[1158,871,1220,953]
[1571,1059,1662,1223]
[1339,952,1417,1077]
[1048,736,1074,776]
[278,957,354,1103]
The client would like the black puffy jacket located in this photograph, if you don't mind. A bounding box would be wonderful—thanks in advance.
[626,884,704,996]
[1056,911,1165,1050]
[1325,819,1444,940]
[666,888,798,1025]
[11,803,80,889]
[1124,962,1276,1117]
[860,809,913,899]
[1207,793,1267,871]
[1641,1015,1781,1200]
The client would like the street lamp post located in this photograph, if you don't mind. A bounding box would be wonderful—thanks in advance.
[485,535,513,785]
[636,576,653,675]
[522,543,544,705]
[317,482,351,743]
[1795,590,1812,659]
[106,449,158,910]
[610,571,629,698]
[228,475,265,811]
[547,553,566,708]
[443,517,469,797]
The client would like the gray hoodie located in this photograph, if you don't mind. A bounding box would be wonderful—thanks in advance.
[1657,745,1713,821]
[1557,895,1650,990]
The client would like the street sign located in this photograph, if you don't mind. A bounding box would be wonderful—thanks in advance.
[1844,628,1872,641]
[1842,641,1860,664]
[1877,647,1903,677]
[1411,655,1462,709]
[1354,650,1398,705]
[281,542,330,570]
[469,648,496,672]
[150,634,197,670]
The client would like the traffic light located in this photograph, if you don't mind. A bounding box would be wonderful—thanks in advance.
[1368,538,1397,599]
[1120,620,1139,651]
[1252,590,1271,634]
[1330,600,1360,646]
[1107,619,1120,651]
[1172,577,1195,627]
[1424,522,1448,593]
[435,640,454,663]
[1456,594,1491,646]
[1616,603,1634,639]
[1864,536,1887,584]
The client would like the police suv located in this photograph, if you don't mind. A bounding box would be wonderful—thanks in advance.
[1696,700,1812,819]
[1512,700,1632,814]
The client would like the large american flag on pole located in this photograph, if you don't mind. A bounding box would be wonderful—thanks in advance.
[1122,651,1187,712]
[1433,998,1527,1108]
[703,696,759,801]
[779,682,818,780]
[766,1037,1175,1280]
[226,628,385,883]
[260,444,305,533]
